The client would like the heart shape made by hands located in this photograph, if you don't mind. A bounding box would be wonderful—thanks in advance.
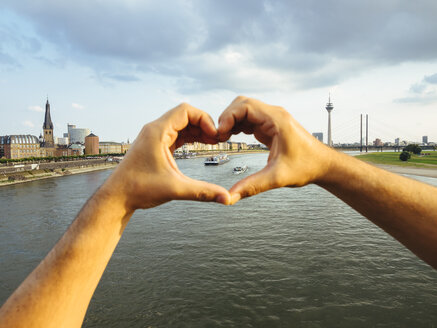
[120,96,327,208]
[165,96,328,205]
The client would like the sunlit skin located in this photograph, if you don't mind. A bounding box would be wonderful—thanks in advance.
[1,97,437,328]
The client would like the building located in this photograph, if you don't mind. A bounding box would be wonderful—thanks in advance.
[180,142,230,152]
[67,124,76,138]
[374,138,383,147]
[423,136,428,144]
[99,142,124,154]
[227,141,240,150]
[0,99,83,160]
[40,99,57,157]
[55,137,69,145]
[42,99,54,148]
[395,138,400,146]
[69,143,85,156]
[85,133,99,155]
[121,142,131,154]
[69,127,91,144]
[312,132,323,143]
[0,135,40,159]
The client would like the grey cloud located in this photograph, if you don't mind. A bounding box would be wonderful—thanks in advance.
[424,73,437,84]
[0,19,41,68]
[105,74,141,82]
[409,83,427,94]
[5,1,203,62]
[4,0,437,92]
[396,72,437,104]
[394,94,437,105]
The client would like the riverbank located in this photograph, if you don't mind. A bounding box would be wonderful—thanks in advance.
[173,149,268,159]
[356,151,437,179]
[369,163,437,178]
[192,150,268,158]
[356,151,437,167]
[0,162,117,187]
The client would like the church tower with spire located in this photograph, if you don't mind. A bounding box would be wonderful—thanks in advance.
[43,98,54,147]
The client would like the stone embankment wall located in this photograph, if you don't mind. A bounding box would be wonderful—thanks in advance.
[0,159,108,175]
[0,159,116,185]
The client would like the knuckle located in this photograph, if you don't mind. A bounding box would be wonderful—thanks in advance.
[242,184,259,198]
[178,103,194,117]
[197,189,210,201]
[170,102,190,116]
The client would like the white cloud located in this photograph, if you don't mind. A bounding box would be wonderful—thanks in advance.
[72,103,84,110]
[22,120,34,127]
[28,105,43,112]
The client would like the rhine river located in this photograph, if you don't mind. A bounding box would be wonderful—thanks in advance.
[1,153,437,327]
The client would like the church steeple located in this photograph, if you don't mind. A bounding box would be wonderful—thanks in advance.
[43,98,54,130]
[42,98,54,147]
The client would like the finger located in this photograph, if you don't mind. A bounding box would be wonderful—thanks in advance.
[218,97,268,136]
[171,103,217,137]
[174,175,231,205]
[230,121,255,135]
[218,97,249,135]
[177,125,219,146]
[228,165,279,204]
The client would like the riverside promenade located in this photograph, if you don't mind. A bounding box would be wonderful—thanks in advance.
[0,158,117,186]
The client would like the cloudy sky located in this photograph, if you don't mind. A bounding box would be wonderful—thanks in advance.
[1,0,437,144]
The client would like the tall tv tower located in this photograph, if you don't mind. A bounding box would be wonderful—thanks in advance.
[325,94,334,147]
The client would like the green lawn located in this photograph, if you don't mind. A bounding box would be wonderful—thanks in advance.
[356,151,437,167]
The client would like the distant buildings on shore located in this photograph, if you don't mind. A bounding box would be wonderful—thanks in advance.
[312,132,323,143]
[178,141,249,153]
[0,99,131,160]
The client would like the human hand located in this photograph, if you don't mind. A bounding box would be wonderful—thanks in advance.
[105,103,231,211]
[218,96,335,204]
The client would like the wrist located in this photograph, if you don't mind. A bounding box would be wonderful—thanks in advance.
[98,168,136,215]
[312,146,342,186]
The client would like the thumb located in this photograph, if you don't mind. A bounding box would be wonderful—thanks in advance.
[228,165,279,204]
[174,175,232,205]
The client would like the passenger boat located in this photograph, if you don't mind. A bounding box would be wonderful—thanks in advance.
[233,165,248,174]
[204,154,230,165]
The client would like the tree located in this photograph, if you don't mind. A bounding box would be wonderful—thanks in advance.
[403,144,422,155]
[399,151,411,161]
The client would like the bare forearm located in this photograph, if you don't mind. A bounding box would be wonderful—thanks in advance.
[0,180,133,328]
[317,151,437,269]
[0,103,230,328]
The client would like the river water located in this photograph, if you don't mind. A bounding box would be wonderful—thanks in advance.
[1,153,436,327]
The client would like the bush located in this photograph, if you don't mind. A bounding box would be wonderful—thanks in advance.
[399,151,411,161]
[403,144,422,155]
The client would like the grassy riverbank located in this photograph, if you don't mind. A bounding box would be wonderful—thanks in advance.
[356,151,437,168]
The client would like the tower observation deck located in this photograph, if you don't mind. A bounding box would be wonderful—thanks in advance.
[325,95,334,147]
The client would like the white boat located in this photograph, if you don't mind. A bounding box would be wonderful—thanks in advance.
[204,154,230,166]
[233,165,248,174]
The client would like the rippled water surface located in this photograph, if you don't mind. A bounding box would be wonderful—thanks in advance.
[1,153,437,327]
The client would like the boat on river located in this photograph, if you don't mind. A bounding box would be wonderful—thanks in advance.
[204,154,230,166]
[233,165,248,174]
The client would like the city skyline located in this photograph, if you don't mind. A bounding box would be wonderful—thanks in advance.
[5,96,432,147]
[1,2,437,144]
